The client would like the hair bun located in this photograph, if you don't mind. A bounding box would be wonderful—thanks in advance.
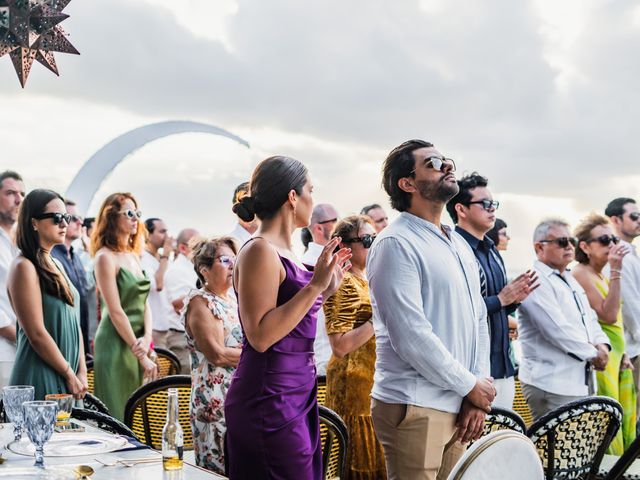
[232,195,257,222]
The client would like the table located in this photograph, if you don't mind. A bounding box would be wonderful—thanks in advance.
[0,422,226,479]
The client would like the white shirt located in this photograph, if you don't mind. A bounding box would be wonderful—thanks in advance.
[302,242,331,376]
[614,240,640,358]
[367,212,489,414]
[518,260,609,396]
[141,251,174,332]
[229,223,253,246]
[0,228,17,362]
[164,254,198,331]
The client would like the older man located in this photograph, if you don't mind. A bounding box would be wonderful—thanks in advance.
[361,203,389,233]
[518,219,610,420]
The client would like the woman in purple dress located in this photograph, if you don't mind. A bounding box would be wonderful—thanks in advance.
[225,156,351,479]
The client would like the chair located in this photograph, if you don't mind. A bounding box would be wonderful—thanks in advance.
[514,373,534,427]
[317,375,327,406]
[86,358,94,394]
[123,375,193,450]
[448,430,544,480]
[526,396,622,479]
[481,407,527,437]
[81,392,109,415]
[319,405,348,480]
[71,407,139,439]
[154,347,181,377]
[599,434,640,479]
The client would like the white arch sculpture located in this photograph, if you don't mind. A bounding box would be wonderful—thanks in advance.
[66,120,250,215]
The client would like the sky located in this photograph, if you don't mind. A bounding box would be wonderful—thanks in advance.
[2,0,640,272]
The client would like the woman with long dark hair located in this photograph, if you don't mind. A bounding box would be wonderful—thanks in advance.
[8,189,87,400]
[224,156,351,479]
[91,192,157,421]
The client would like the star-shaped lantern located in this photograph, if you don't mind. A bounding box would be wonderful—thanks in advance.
[0,0,79,87]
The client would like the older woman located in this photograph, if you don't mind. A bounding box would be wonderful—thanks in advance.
[92,193,157,421]
[324,214,386,480]
[181,236,242,474]
[573,213,635,454]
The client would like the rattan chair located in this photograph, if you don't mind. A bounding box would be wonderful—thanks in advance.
[71,407,139,439]
[319,405,348,480]
[514,373,534,427]
[317,375,327,406]
[527,396,622,479]
[599,434,640,480]
[154,347,181,377]
[86,358,94,394]
[81,391,109,415]
[482,407,527,436]
[123,375,193,450]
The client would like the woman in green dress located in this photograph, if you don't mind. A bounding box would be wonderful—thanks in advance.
[573,213,636,454]
[92,192,157,421]
[8,189,87,400]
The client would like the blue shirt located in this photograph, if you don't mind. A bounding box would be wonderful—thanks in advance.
[455,227,516,379]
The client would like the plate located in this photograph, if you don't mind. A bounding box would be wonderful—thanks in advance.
[8,431,129,457]
[0,467,76,478]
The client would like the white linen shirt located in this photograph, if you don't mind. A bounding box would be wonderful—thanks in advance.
[518,260,609,396]
[164,254,198,332]
[0,228,17,362]
[141,251,174,332]
[613,240,640,358]
[367,212,489,414]
[229,223,252,247]
[302,242,331,376]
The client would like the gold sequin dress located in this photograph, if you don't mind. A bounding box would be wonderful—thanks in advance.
[324,273,386,480]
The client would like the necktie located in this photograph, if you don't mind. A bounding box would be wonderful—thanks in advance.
[479,263,487,297]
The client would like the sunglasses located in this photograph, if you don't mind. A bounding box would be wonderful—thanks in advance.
[625,212,640,222]
[317,218,338,225]
[216,255,236,267]
[121,209,142,219]
[587,234,620,246]
[467,199,500,211]
[33,212,71,225]
[342,233,376,249]
[70,214,83,223]
[411,156,457,175]
[539,236,578,248]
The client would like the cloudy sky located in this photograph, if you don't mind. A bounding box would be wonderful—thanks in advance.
[2,0,640,271]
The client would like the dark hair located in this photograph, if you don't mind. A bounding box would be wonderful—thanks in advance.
[301,227,312,250]
[64,199,76,207]
[15,189,75,305]
[189,236,238,288]
[574,213,610,264]
[605,197,636,218]
[360,203,382,216]
[486,218,507,245]
[232,156,308,222]
[233,182,250,205]
[0,170,23,190]
[445,172,489,224]
[382,140,434,212]
[144,218,161,234]
[82,217,95,229]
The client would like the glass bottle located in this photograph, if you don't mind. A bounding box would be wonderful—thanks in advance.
[162,388,184,471]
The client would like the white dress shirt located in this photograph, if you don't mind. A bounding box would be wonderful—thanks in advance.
[141,251,174,332]
[302,242,331,376]
[0,229,17,362]
[367,212,489,414]
[229,223,253,246]
[518,260,609,396]
[615,240,640,358]
[164,254,198,332]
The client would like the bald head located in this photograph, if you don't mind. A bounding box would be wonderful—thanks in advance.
[309,203,339,245]
[177,228,200,257]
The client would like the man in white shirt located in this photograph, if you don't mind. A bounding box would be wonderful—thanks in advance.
[140,218,175,351]
[301,203,339,377]
[361,203,389,233]
[368,140,494,480]
[0,171,25,388]
[518,218,610,420]
[229,182,258,246]
[605,197,640,417]
[164,228,199,374]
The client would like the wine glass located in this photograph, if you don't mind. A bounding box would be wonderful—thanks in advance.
[23,400,57,468]
[2,385,35,441]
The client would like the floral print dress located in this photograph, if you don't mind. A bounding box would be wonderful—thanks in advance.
[181,289,242,474]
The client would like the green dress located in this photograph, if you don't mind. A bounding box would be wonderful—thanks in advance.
[10,260,81,400]
[595,278,637,454]
[94,267,150,421]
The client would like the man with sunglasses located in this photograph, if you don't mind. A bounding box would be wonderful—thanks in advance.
[518,219,610,420]
[301,203,340,376]
[368,140,494,480]
[605,197,640,417]
[446,173,538,410]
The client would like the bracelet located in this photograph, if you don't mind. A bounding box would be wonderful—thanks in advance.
[610,276,622,281]
[610,268,622,274]
[160,255,169,260]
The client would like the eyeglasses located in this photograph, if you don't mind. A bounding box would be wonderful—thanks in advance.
[33,212,71,225]
[342,234,376,249]
[467,199,500,211]
[539,236,578,248]
[587,234,620,246]
[69,214,83,223]
[410,156,456,175]
[317,218,338,225]
[120,209,142,219]
[216,255,236,267]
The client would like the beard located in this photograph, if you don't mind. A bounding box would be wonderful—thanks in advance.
[0,209,16,225]
[416,174,459,203]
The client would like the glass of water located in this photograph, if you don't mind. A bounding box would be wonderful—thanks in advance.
[23,400,57,468]
[3,385,35,441]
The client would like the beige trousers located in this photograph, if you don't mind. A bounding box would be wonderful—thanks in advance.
[371,398,466,480]
[152,330,190,375]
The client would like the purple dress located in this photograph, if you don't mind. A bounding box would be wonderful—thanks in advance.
[225,254,323,479]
